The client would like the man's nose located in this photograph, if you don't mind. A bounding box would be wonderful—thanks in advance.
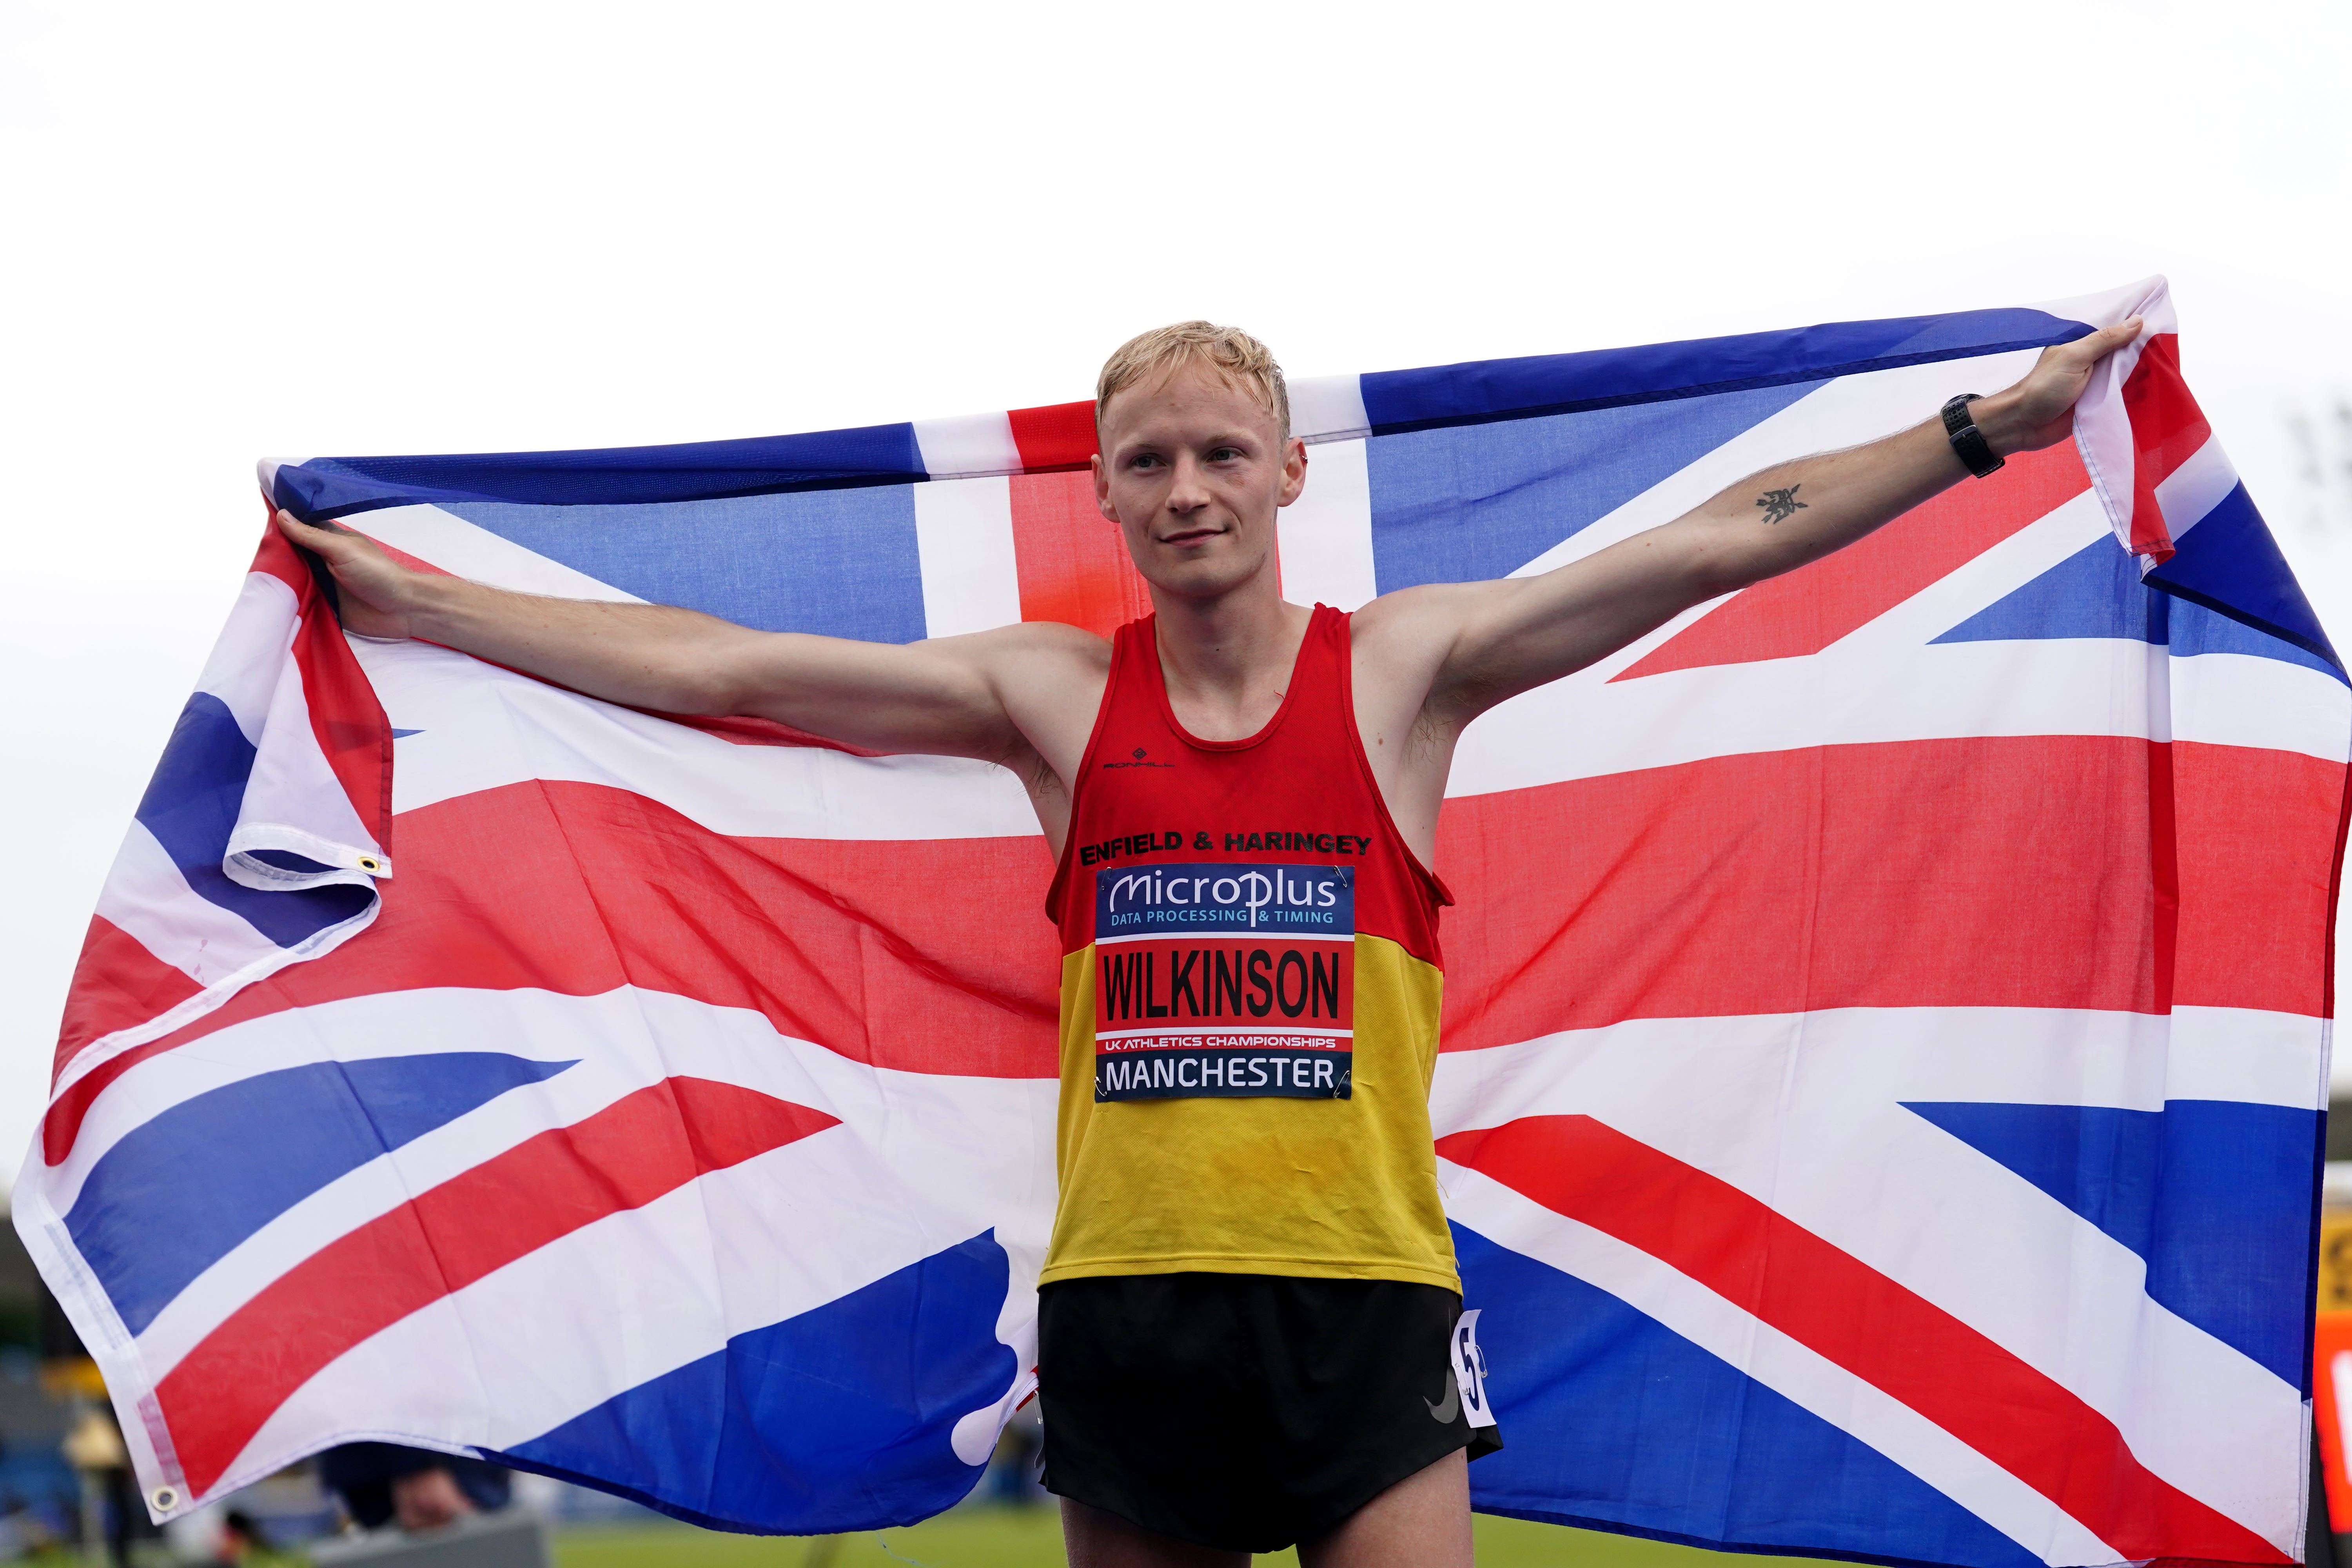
[1166,453,1212,511]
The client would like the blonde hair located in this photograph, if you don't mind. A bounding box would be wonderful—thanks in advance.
[1095,321,1290,441]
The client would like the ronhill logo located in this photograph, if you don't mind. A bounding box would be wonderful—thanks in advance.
[1101,745,1174,770]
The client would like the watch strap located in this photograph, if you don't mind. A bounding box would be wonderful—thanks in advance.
[1941,393,2004,479]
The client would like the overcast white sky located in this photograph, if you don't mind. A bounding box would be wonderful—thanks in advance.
[5,1,2350,1188]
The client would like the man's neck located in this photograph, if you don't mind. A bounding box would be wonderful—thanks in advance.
[1148,575,1314,744]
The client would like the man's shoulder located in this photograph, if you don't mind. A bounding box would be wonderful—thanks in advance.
[921,618,1114,705]
[1347,581,1489,657]
[920,619,1112,662]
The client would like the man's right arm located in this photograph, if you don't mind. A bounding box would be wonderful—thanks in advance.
[275,510,1096,767]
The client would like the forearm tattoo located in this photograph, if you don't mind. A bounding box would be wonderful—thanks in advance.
[1754,484,1808,525]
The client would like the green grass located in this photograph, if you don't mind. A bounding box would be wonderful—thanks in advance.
[553,1506,1823,1568]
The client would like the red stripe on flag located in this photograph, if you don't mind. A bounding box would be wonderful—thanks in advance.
[2174,742,2341,1014]
[292,585,395,851]
[246,512,315,596]
[2123,336,2212,560]
[1438,1115,2290,1564]
[43,781,1058,1163]
[363,538,456,578]
[1436,737,2337,1053]
[2125,337,2211,487]
[2149,741,2180,1014]
[1616,440,2090,680]
[644,711,886,754]
[51,918,203,1079]
[1006,400,1098,473]
[48,737,2335,1162]
[154,1076,838,1495]
[1009,470,1152,638]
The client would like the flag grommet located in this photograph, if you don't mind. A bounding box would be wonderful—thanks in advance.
[149,1486,178,1512]
[357,857,381,873]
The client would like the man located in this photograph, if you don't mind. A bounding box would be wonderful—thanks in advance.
[278,314,2140,1568]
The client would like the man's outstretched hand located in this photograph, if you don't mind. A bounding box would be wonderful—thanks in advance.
[274,509,425,639]
[1975,316,2145,457]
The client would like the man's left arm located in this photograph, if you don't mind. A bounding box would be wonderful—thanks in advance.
[1406,318,2144,720]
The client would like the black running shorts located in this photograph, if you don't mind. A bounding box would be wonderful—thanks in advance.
[1036,1272,1499,1553]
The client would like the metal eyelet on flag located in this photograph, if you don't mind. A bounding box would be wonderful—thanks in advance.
[150,1486,178,1512]
[357,857,382,873]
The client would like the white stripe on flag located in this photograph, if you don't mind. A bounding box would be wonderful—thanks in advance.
[1278,437,1379,612]
[1288,374,1370,445]
[913,413,1023,480]
[55,996,2318,1219]
[2158,435,2241,543]
[193,574,303,745]
[1451,620,2347,799]
[913,475,1023,637]
[352,639,1040,837]
[2172,649,2352,756]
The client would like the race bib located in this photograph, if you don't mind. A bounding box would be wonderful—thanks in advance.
[1453,1308,1497,1430]
[1092,862,1353,1102]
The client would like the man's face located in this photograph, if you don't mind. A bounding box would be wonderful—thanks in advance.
[1092,362,1306,602]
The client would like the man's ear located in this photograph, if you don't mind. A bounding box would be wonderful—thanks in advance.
[1092,452,1118,523]
[1276,437,1309,508]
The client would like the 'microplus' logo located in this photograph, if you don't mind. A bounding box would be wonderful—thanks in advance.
[1095,861,1352,935]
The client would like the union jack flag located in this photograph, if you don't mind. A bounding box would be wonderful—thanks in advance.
[16,276,2343,1566]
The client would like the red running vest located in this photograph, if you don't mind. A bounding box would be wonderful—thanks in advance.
[1038,604,1459,1290]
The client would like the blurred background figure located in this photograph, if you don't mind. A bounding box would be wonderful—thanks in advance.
[212,1506,267,1564]
[60,1400,135,1566]
[318,1443,513,1534]
[986,1405,1044,1508]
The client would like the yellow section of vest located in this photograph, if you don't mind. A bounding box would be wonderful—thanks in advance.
[1039,933,1458,1291]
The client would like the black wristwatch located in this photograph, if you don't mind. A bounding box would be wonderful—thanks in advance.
[1941,394,2004,479]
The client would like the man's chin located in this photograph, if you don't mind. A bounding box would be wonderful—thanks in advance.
[1141,561,1266,601]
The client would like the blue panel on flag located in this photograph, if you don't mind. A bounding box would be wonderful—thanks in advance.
[1366,383,1821,592]
[444,488,928,642]
[495,1230,1011,1534]
[1360,307,2086,436]
[2146,484,2343,673]
[1931,532,2345,681]
[137,693,375,947]
[275,423,926,521]
[2170,594,2343,674]
[1931,533,2158,646]
[1904,1100,2318,1387]
[65,1053,575,1337]
[1453,1225,2042,1568]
